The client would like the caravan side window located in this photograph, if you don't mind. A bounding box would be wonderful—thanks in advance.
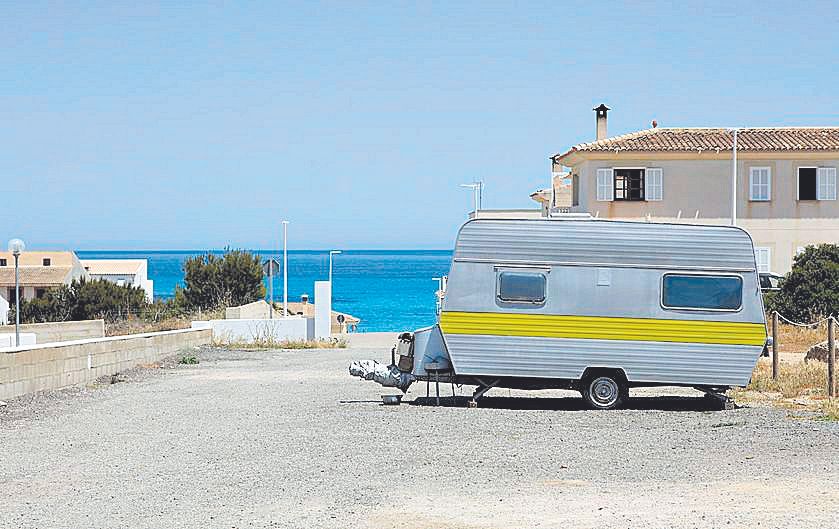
[497,271,547,303]
[662,274,743,311]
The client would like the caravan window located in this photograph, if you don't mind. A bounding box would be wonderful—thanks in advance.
[497,271,546,303]
[662,274,743,311]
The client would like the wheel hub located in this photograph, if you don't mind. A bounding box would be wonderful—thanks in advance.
[589,377,619,407]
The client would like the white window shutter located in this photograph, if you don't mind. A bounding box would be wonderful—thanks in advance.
[818,167,837,200]
[646,168,663,201]
[596,168,614,201]
[754,247,771,273]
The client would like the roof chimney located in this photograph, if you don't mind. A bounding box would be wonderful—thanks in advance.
[594,104,610,140]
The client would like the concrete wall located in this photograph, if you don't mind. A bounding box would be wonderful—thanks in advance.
[0,333,36,348]
[225,300,279,319]
[192,318,310,344]
[0,319,105,344]
[0,328,212,401]
[568,156,839,274]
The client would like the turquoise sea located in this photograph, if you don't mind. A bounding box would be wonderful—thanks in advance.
[76,250,452,332]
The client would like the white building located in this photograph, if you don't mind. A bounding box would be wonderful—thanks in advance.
[81,260,154,302]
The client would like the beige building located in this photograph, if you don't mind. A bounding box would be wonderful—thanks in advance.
[81,259,154,302]
[530,171,573,215]
[549,106,839,274]
[0,251,87,305]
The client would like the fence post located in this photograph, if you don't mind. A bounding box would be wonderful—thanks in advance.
[829,316,836,398]
[771,311,779,380]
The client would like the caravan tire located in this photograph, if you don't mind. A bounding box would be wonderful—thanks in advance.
[581,373,627,410]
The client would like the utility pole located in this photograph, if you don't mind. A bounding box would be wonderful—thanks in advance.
[282,220,289,318]
[731,129,738,226]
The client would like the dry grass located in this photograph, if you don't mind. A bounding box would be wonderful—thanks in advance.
[105,308,225,336]
[732,358,837,421]
[775,321,829,353]
[742,358,828,398]
[214,337,348,350]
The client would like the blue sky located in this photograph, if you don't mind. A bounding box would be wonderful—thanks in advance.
[3,1,837,250]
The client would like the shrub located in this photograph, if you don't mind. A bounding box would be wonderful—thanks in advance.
[11,278,148,323]
[766,244,839,322]
[181,249,265,309]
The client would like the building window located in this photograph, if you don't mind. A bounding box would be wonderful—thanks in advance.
[596,168,614,201]
[749,167,771,201]
[35,288,46,299]
[572,174,580,206]
[0,258,6,266]
[798,167,817,200]
[497,271,547,303]
[614,168,645,201]
[818,167,837,200]
[662,274,743,311]
[754,247,771,273]
[645,168,663,201]
[42,258,51,266]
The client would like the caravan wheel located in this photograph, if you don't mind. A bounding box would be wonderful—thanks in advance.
[582,374,626,410]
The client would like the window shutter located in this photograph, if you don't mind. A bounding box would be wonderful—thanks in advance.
[596,168,614,201]
[645,168,663,201]
[754,247,771,273]
[818,167,837,200]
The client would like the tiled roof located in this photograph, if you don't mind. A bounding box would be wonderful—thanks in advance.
[555,127,839,161]
[0,267,73,286]
[81,259,143,275]
[0,251,78,267]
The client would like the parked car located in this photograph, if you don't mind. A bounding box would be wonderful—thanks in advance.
[759,272,783,291]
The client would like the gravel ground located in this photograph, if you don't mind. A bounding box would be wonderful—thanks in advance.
[1,344,837,529]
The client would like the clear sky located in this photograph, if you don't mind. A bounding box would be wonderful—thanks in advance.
[3,1,837,250]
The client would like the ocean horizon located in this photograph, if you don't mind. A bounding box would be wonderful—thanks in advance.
[76,249,453,333]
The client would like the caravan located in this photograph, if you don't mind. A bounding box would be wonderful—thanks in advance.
[351,217,769,409]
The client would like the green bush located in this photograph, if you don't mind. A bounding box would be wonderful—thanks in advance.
[181,249,265,309]
[11,278,148,323]
[767,244,839,321]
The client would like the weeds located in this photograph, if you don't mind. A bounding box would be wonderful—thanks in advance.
[213,337,348,350]
[818,399,839,421]
[178,355,199,365]
[744,358,828,398]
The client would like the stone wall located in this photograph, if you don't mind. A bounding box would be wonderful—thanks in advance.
[0,328,212,401]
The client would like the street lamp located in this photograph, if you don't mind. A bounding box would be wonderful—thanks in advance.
[460,181,483,218]
[329,250,342,284]
[7,238,25,347]
[282,221,289,318]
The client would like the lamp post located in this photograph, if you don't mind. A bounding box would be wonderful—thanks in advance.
[460,181,483,218]
[329,250,342,284]
[7,238,25,347]
[282,221,289,318]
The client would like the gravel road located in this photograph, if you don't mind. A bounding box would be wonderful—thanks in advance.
[1,344,837,529]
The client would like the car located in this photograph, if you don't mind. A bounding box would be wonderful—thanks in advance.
[759,272,783,291]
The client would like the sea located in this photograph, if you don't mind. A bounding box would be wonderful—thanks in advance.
[76,250,452,332]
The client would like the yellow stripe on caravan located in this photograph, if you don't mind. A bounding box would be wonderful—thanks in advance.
[439,312,767,346]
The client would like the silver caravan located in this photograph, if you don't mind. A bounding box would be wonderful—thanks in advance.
[351,217,769,409]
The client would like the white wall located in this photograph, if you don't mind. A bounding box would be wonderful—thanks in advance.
[192,318,309,344]
[314,281,331,340]
[0,293,7,325]
[0,333,36,348]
